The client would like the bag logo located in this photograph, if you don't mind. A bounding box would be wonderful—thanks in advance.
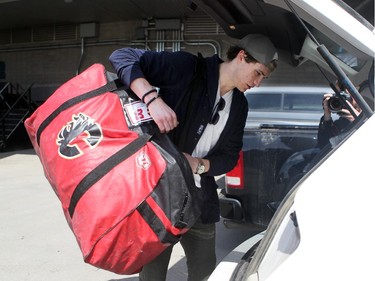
[136,151,151,170]
[56,113,102,159]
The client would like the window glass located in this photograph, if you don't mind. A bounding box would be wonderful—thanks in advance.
[247,93,281,111]
[283,94,324,111]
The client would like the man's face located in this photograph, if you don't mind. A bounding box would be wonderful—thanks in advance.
[235,51,272,92]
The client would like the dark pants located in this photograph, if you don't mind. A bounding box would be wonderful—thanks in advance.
[139,219,216,281]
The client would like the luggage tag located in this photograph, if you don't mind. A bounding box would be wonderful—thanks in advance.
[117,89,157,135]
[118,89,154,129]
[124,100,153,125]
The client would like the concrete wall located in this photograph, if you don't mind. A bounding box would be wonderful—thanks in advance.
[0,17,332,103]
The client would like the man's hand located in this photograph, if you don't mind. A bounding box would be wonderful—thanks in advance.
[183,153,199,173]
[322,91,360,123]
[130,77,178,133]
[337,100,360,122]
[322,93,333,121]
[147,97,179,133]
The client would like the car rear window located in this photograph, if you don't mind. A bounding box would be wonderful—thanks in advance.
[247,93,281,110]
[247,92,324,112]
[283,94,323,111]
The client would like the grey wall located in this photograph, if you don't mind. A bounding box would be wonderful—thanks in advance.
[0,17,331,103]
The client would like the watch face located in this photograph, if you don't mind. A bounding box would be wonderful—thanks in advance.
[197,163,205,174]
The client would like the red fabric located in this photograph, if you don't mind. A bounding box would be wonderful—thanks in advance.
[85,210,170,274]
[25,64,171,274]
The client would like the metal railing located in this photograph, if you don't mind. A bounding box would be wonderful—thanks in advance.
[0,82,34,148]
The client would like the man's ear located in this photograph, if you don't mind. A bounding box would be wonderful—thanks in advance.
[237,50,246,62]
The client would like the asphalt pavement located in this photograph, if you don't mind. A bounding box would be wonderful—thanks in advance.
[0,149,260,281]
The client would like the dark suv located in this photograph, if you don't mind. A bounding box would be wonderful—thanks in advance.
[220,86,330,227]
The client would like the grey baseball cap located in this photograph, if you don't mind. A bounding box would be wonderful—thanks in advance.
[238,34,278,65]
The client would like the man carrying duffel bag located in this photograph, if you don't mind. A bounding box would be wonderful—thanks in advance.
[109,33,278,281]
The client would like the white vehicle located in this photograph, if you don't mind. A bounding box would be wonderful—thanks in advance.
[191,0,374,280]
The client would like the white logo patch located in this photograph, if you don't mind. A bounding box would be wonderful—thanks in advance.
[136,151,151,170]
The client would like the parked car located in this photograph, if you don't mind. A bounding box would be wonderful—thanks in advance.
[191,0,374,279]
[245,86,329,129]
[220,86,330,227]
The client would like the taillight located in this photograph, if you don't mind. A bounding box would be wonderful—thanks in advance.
[225,150,244,189]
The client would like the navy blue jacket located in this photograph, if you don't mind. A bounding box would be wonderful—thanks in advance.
[109,48,248,223]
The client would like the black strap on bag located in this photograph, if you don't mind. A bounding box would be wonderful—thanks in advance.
[68,131,154,217]
[137,199,180,244]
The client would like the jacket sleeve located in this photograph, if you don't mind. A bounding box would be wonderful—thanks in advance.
[109,48,196,88]
[109,48,146,88]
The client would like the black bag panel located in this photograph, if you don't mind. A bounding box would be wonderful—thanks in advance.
[151,132,202,229]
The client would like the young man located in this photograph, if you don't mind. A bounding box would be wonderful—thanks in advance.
[109,33,278,281]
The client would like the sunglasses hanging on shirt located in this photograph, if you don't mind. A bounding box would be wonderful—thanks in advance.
[209,98,225,125]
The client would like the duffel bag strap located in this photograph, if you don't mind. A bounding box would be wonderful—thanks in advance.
[137,200,180,244]
[36,79,124,145]
[68,131,154,217]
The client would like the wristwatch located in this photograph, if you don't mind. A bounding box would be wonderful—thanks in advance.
[195,159,205,175]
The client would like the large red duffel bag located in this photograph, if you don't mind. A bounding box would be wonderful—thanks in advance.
[24,63,202,274]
